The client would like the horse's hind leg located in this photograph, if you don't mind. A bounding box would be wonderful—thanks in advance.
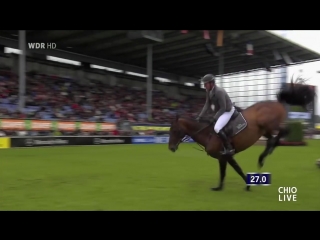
[269,126,290,154]
[258,133,274,169]
[227,156,250,191]
[258,127,290,169]
[211,156,227,191]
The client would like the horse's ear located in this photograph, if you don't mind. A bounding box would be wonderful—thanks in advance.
[175,114,179,122]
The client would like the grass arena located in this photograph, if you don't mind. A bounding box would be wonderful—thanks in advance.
[1,139,319,210]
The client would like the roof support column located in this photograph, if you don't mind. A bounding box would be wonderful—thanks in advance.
[279,30,289,120]
[218,47,224,87]
[146,44,153,120]
[18,30,26,111]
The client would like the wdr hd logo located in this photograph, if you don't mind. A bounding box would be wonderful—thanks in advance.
[278,187,297,202]
[28,43,56,49]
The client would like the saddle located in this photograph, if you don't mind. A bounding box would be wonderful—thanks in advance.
[230,109,240,121]
[220,109,248,138]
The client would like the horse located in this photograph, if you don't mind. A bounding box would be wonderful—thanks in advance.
[168,77,315,191]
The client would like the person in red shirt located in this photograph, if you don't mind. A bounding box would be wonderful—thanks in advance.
[112,129,119,135]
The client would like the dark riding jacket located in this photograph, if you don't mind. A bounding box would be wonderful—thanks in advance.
[198,85,233,121]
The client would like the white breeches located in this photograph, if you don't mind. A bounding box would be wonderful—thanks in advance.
[214,107,235,133]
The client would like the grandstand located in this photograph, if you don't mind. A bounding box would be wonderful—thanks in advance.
[0,52,206,136]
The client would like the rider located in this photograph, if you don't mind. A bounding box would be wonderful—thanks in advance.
[196,74,235,155]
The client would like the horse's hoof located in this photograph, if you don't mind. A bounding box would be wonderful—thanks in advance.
[211,187,223,191]
[258,162,264,169]
[245,186,251,191]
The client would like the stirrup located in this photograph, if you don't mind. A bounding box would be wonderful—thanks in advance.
[220,146,235,155]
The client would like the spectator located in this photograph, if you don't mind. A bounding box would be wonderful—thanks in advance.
[0,70,204,135]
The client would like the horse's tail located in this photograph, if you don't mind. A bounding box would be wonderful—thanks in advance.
[276,75,315,106]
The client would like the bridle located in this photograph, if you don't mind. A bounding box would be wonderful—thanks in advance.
[174,117,213,152]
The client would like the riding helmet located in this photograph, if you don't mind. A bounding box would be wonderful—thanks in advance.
[199,74,215,84]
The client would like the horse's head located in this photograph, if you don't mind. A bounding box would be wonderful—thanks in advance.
[168,115,187,153]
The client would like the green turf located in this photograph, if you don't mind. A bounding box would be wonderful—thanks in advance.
[1,140,320,210]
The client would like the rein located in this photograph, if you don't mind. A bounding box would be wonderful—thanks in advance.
[182,117,213,152]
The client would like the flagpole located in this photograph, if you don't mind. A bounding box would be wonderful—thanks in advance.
[217,30,224,87]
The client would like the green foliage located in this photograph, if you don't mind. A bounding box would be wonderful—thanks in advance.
[286,121,304,142]
[289,105,305,112]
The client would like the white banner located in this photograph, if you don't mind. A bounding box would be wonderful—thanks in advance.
[288,112,311,119]
[154,136,194,144]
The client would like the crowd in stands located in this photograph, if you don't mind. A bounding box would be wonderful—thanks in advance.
[0,69,204,136]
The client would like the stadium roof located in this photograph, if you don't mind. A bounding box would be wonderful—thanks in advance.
[0,30,320,81]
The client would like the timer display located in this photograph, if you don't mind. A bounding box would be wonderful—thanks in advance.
[246,172,271,186]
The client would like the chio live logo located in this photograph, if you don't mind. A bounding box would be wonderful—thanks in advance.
[278,187,297,202]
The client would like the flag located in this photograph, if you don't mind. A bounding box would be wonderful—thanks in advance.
[246,43,254,55]
[203,30,210,39]
[217,30,223,46]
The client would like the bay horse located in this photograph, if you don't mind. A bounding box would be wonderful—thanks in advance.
[168,78,315,191]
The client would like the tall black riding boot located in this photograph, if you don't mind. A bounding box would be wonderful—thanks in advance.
[217,130,235,155]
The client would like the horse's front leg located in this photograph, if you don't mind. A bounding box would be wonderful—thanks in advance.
[211,156,227,191]
[226,156,250,191]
